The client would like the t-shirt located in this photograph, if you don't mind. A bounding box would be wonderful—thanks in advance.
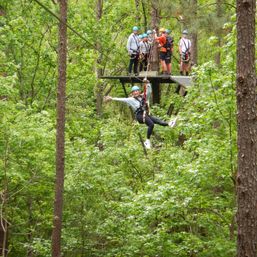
[139,41,150,54]
[156,35,167,52]
[179,38,191,53]
[127,33,140,53]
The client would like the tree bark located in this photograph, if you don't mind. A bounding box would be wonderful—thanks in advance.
[215,0,222,65]
[149,1,160,72]
[51,0,67,256]
[149,0,160,104]
[135,0,140,24]
[236,0,257,256]
[190,0,198,66]
[141,0,147,32]
[0,139,9,257]
[95,0,104,116]
[27,198,34,257]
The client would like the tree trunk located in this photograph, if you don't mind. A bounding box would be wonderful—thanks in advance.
[135,0,140,24]
[149,0,160,104]
[1,139,9,257]
[215,0,222,65]
[95,0,104,116]
[0,6,5,16]
[141,0,147,32]
[190,0,198,66]
[236,0,257,256]
[191,32,197,66]
[149,1,160,72]
[27,198,33,257]
[51,0,67,256]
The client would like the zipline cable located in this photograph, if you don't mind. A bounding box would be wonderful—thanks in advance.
[32,0,154,85]
[31,0,128,71]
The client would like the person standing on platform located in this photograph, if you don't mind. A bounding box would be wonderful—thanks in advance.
[127,26,140,76]
[155,28,168,75]
[147,30,154,46]
[179,30,191,76]
[139,34,150,72]
[164,29,174,75]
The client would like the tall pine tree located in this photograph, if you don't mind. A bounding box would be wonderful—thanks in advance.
[236,0,257,256]
[51,0,67,256]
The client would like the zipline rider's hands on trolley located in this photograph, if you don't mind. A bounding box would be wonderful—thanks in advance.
[104,80,177,149]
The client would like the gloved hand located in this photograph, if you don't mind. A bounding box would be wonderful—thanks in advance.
[103,96,112,102]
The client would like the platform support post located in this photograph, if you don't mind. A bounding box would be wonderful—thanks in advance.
[152,81,160,104]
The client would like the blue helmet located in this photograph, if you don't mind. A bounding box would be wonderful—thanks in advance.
[143,33,148,38]
[131,86,141,92]
[147,30,152,35]
[138,34,143,39]
[133,26,139,31]
[165,29,171,34]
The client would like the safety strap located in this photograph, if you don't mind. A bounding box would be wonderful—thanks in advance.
[134,96,148,119]
[182,39,190,53]
[131,34,139,52]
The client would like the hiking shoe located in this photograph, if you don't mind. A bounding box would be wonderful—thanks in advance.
[144,139,151,149]
[169,117,178,128]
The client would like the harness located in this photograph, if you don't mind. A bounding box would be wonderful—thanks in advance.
[134,83,150,122]
[134,96,147,115]
[182,39,190,54]
[130,34,140,54]
[163,36,174,52]
[181,39,190,63]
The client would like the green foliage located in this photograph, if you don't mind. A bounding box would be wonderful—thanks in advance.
[0,0,241,256]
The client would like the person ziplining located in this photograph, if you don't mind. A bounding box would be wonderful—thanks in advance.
[104,80,177,149]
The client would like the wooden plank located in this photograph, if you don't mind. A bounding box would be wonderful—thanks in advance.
[100,75,192,87]
[170,76,192,87]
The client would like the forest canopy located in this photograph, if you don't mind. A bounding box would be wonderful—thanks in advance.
[0,0,256,256]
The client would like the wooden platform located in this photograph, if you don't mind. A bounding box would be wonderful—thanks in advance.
[100,75,192,87]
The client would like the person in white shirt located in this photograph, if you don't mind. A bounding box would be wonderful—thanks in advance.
[178,30,192,76]
[139,34,150,72]
[127,26,140,75]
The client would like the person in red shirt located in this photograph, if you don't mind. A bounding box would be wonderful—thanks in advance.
[155,28,168,74]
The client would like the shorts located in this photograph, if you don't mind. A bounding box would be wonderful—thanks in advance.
[160,51,172,64]
[165,52,172,64]
[160,51,166,61]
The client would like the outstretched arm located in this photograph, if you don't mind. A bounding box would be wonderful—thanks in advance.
[104,96,133,105]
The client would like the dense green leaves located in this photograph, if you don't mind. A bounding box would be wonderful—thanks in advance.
[0,0,245,256]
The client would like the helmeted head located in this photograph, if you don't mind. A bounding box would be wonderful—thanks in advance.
[131,85,140,92]
[131,85,141,96]
[133,26,139,34]
[142,33,148,41]
[138,34,143,40]
[182,29,188,36]
[159,27,166,34]
[147,30,152,35]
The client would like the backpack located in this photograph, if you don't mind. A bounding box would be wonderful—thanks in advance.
[164,36,174,52]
